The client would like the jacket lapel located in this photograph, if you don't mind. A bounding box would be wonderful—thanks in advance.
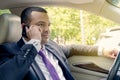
[45,41,74,80]
[17,38,25,48]
[45,41,69,71]
[31,61,45,80]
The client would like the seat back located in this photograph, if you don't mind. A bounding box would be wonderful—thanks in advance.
[0,13,22,44]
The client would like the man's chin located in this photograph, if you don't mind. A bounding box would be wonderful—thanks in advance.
[41,39,49,44]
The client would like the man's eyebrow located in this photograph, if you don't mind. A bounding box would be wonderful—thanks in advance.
[38,21,46,23]
[37,21,51,24]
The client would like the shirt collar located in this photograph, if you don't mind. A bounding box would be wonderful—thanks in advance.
[22,37,27,44]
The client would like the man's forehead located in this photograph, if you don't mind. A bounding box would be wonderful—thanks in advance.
[31,11,47,16]
[37,20,51,24]
[31,11,48,19]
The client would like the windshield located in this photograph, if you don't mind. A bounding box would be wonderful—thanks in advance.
[107,0,120,8]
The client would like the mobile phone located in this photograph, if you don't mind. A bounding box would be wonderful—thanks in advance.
[22,24,29,38]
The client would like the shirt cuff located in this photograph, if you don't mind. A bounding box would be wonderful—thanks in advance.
[26,39,41,52]
[98,46,103,56]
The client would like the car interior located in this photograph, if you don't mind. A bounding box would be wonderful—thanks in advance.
[0,14,21,44]
[0,0,120,80]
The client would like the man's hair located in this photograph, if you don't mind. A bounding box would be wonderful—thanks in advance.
[21,6,47,24]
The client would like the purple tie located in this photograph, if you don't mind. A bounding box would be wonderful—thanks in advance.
[38,49,60,80]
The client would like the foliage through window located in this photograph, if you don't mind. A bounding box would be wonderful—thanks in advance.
[0,9,11,15]
[45,7,120,45]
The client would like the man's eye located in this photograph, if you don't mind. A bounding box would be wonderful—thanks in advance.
[38,24,44,27]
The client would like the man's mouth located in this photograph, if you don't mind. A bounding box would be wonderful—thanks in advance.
[42,34,49,38]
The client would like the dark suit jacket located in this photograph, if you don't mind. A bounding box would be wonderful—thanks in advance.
[0,38,75,80]
[0,38,98,80]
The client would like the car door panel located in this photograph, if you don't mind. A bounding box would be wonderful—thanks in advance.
[68,56,114,80]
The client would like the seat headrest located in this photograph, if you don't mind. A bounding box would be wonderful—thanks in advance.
[0,13,22,44]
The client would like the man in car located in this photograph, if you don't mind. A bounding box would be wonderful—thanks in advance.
[0,7,118,80]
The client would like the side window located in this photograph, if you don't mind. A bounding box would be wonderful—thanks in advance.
[45,7,120,45]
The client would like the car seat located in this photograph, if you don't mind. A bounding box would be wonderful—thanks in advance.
[0,13,22,44]
[0,13,40,80]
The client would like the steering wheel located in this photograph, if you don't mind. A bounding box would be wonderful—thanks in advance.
[107,52,120,80]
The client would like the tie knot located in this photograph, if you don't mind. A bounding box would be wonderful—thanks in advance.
[41,46,45,52]
[40,47,44,51]
[40,48,46,55]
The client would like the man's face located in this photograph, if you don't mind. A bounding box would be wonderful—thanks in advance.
[30,11,50,44]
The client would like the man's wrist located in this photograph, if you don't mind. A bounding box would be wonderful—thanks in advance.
[26,39,41,52]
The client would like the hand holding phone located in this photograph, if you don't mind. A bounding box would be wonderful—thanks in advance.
[22,24,42,41]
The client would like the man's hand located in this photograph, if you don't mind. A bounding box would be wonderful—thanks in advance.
[102,48,119,59]
[26,25,42,41]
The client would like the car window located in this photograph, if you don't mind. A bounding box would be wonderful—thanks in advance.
[44,7,120,45]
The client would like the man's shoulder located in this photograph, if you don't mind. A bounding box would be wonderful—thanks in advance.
[46,40,59,46]
[1,42,17,47]
[0,42,18,52]
[45,40,63,52]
